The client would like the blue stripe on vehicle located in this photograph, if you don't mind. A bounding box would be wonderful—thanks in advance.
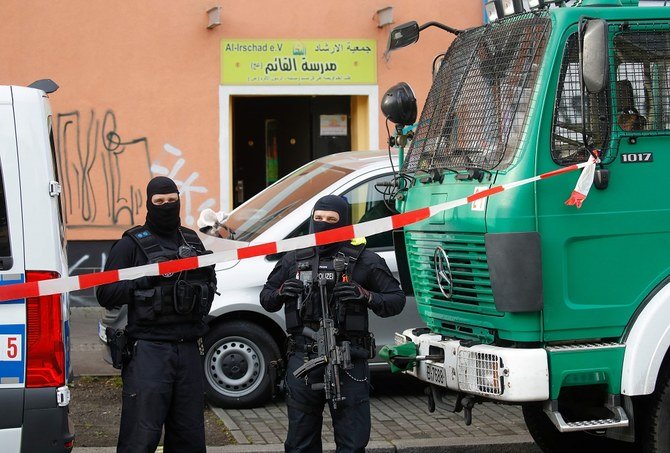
[0,324,25,384]
[0,275,25,304]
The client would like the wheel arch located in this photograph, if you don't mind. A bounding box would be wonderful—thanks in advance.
[206,309,287,350]
[622,278,670,396]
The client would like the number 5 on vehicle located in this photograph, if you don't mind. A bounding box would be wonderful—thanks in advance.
[0,335,22,361]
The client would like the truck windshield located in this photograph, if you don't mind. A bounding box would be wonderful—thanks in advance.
[224,161,353,242]
[403,13,551,173]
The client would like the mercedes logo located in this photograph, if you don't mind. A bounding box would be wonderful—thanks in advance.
[434,247,453,300]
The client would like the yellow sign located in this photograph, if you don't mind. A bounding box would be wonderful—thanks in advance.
[221,39,377,85]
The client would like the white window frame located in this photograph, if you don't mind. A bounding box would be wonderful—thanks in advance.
[219,85,380,210]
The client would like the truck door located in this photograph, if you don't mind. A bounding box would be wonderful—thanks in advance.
[536,23,670,342]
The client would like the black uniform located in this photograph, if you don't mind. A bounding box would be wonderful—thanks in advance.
[96,177,216,453]
[260,195,405,453]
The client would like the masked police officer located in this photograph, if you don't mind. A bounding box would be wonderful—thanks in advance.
[260,195,405,453]
[96,176,217,453]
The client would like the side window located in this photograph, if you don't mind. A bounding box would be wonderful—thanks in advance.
[0,163,12,269]
[48,123,66,238]
[278,173,398,256]
[341,174,398,250]
[551,34,609,166]
[288,219,309,239]
[614,30,670,132]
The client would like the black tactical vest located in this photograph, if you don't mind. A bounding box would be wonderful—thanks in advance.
[124,226,216,326]
[285,243,368,339]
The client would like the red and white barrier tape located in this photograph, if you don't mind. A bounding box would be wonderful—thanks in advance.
[0,161,590,302]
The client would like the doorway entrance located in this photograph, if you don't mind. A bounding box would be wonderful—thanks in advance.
[232,96,351,207]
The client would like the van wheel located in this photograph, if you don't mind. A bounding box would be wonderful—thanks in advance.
[522,403,635,452]
[204,320,281,408]
[643,373,670,452]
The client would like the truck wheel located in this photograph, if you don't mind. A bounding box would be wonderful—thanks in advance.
[203,320,281,408]
[522,403,635,452]
[643,373,670,452]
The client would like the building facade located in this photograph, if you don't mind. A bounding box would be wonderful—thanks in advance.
[0,0,482,299]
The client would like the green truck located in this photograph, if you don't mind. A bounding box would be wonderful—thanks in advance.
[382,0,670,450]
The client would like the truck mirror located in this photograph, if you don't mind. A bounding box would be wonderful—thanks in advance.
[387,22,420,53]
[582,19,609,94]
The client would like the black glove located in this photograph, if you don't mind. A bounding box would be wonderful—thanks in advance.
[333,281,371,305]
[277,278,304,301]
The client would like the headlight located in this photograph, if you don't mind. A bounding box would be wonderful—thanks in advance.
[381,82,417,126]
[458,350,504,396]
[484,0,525,23]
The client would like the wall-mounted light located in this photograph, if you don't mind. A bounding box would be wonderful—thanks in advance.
[375,6,394,28]
[207,6,221,29]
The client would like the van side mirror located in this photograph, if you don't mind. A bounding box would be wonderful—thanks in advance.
[582,19,609,94]
[387,22,420,53]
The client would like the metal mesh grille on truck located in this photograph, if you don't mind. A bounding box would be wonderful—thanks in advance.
[552,22,670,166]
[402,13,551,174]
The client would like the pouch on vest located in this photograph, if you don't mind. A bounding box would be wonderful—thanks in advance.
[286,250,315,332]
[330,244,368,335]
[174,272,213,316]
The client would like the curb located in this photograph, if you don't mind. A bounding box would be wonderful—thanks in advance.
[73,435,538,452]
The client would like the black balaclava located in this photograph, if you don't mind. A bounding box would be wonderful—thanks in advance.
[309,194,350,255]
[145,176,181,235]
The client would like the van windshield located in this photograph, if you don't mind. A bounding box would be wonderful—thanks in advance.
[224,161,353,242]
[403,12,551,173]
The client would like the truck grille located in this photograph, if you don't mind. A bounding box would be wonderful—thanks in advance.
[405,231,498,316]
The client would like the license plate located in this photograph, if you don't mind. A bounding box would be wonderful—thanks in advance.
[425,362,446,386]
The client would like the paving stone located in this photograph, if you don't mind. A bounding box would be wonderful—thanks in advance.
[214,389,532,451]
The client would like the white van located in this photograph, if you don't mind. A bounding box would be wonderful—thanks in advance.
[0,82,74,452]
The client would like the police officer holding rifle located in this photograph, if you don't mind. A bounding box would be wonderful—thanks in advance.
[261,195,405,453]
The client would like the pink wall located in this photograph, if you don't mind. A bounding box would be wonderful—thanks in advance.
[0,0,481,240]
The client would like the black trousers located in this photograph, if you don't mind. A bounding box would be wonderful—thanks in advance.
[284,352,371,453]
[117,339,205,453]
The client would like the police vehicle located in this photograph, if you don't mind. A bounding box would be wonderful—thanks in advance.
[0,81,74,452]
[100,150,424,408]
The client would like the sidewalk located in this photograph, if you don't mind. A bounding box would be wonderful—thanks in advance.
[71,307,540,452]
[74,435,538,452]
[204,389,539,452]
[73,385,540,452]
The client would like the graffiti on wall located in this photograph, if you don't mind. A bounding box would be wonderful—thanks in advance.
[56,110,150,229]
[152,143,216,226]
[56,109,216,230]
[67,240,112,306]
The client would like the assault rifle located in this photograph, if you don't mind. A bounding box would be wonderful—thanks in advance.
[292,258,353,409]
